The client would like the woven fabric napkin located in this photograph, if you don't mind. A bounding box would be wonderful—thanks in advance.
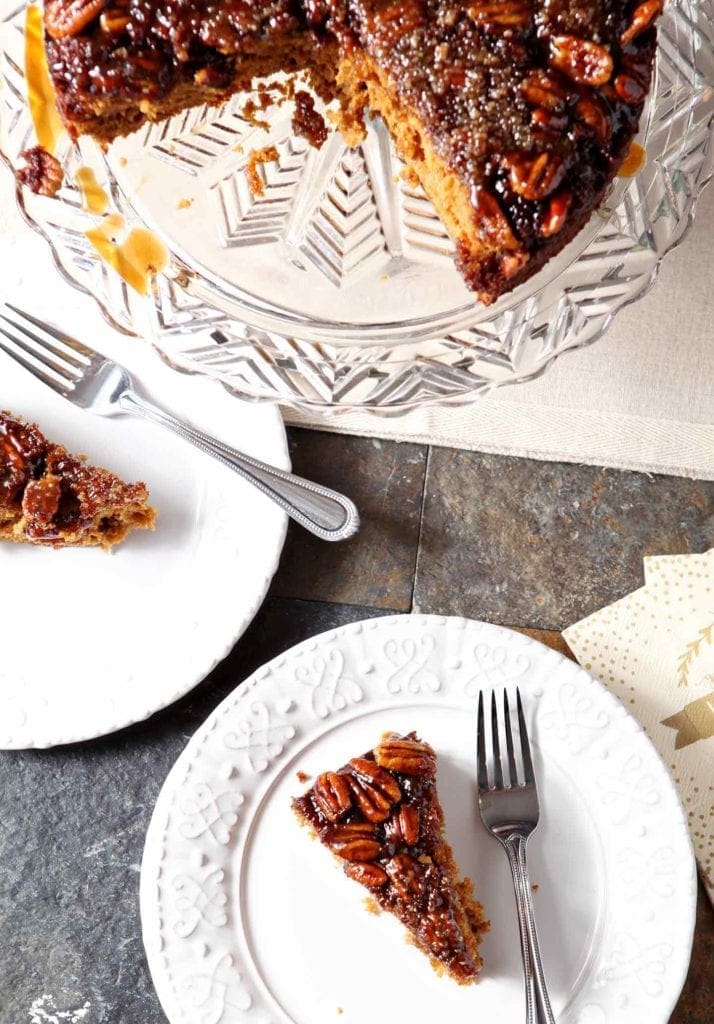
[563,549,714,903]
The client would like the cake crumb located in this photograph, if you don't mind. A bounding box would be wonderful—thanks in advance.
[17,146,63,196]
[292,90,328,149]
[119,156,128,167]
[400,165,420,188]
[337,1009,343,1016]
[532,883,539,893]
[363,896,380,915]
[177,198,193,210]
[241,98,271,130]
[296,770,310,783]
[245,146,279,197]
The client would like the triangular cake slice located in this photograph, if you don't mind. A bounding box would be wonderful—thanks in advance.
[0,412,156,549]
[293,731,488,983]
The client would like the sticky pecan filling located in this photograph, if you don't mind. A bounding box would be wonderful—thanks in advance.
[293,732,489,984]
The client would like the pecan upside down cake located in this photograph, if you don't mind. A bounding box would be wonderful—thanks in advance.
[293,733,489,983]
[0,412,156,548]
[44,0,661,303]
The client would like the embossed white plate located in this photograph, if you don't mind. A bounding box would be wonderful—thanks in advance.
[0,310,288,748]
[140,615,696,1024]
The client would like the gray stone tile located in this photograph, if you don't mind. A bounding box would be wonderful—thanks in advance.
[272,429,427,610]
[0,598,390,1024]
[414,450,714,630]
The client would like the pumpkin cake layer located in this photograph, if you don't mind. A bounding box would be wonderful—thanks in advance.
[43,0,659,302]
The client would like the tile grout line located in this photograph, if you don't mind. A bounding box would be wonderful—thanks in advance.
[409,444,432,613]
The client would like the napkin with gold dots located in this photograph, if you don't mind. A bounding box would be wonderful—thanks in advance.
[564,548,714,904]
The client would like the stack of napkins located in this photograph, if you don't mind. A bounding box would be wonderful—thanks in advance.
[564,549,714,904]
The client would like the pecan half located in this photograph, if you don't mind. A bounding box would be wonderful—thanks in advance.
[374,736,437,777]
[347,776,392,823]
[313,771,352,822]
[99,6,130,34]
[575,94,612,147]
[549,35,614,87]
[467,1,530,27]
[521,70,571,111]
[45,0,108,39]
[22,475,61,526]
[327,823,382,862]
[614,72,647,104]
[471,186,519,248]
[504,151,566,201]
[499,250,528,280]
[621,0,662,46]
[350,758,402,800]
[386,804,420,846]
[344,862,389,889]
[384,852,423,898]
[539,190,572,237]
[367,0,425,48]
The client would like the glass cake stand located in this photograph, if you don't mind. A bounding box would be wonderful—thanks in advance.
[1,0,712,413]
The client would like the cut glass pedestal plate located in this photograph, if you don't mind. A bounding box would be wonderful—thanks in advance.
[1,0,712,413]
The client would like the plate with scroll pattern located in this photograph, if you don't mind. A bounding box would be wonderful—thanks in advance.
[140,615,696,1024]
[1,1,713,411]
[0,289,288,748]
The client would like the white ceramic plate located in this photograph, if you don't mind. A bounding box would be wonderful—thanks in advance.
[141,615,696,1024]
[0,314,288,748]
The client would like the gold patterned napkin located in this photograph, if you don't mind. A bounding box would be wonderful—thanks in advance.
[564,549,714,903]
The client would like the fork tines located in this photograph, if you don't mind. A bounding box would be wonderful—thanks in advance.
[0,305,91,396]
[477,687,535,793]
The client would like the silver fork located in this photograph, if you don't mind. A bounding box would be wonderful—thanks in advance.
[0,305,359,541]
[477,689,555,1024]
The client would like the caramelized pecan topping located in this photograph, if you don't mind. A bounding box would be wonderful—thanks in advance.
[344,862,389,888]
[326,822,382,862]
[467,1,530,28]
[45,0,108,40]
[313,771,352,822]
[540,190,572,237]
[374,735,437,776]
[549,35,614,87]
[503,150,566,201]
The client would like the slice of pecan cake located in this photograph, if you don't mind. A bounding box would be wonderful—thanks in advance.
[293,732,488,983]
[0,412,156,549]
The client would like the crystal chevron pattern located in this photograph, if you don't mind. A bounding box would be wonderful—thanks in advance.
[1,0,712,411]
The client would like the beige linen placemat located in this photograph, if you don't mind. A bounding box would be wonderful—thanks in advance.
[286,184,714,480]
[564,549,714,903]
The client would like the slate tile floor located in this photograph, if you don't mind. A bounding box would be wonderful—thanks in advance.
[1,429,711,1023]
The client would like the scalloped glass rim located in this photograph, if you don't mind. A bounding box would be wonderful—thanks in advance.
[1,0,712,412]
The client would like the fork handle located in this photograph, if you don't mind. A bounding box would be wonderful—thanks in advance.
[504,835,556,1024]
[119,391,359,542]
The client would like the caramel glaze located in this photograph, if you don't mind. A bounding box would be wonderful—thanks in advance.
[46,0,657,290]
